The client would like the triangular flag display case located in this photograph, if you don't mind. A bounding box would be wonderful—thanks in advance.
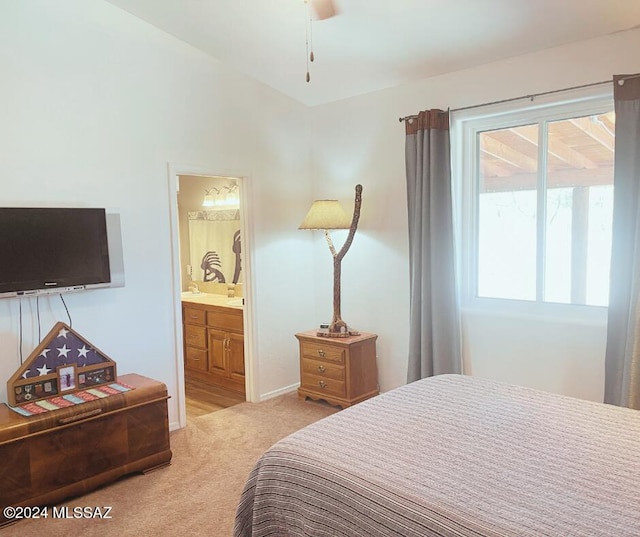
[7,321,117,407]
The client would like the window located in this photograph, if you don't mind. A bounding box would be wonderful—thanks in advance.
[454,88,614,311]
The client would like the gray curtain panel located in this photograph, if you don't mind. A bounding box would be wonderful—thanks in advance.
[604,74,640,410]
[405,110,461,382]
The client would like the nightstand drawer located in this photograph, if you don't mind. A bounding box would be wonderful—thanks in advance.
[300,342,345,364]
[185,347,207,371]
[184,307,206,325]
[184,325,206,348]
[302,358,345,381]
[301,373,346,398]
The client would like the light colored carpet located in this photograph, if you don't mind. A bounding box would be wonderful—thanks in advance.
[1,392,338,537]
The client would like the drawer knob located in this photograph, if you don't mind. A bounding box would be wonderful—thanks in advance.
[317,349,325,357]
[317,365,326,373]
[318,380,327,389]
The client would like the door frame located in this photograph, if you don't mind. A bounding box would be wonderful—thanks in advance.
[167,162,258,429]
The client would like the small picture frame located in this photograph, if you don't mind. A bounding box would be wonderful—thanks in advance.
[58,364,77,392]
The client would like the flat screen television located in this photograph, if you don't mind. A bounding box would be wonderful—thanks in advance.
[0,207,112,297]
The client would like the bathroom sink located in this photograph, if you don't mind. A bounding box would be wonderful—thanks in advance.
[227,297,244,307]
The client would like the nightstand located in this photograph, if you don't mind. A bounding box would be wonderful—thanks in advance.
[295,330,378,408]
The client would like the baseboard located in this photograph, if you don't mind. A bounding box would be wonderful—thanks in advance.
[260,382,300,402]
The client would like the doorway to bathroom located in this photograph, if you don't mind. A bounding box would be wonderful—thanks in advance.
[173,173,250,421]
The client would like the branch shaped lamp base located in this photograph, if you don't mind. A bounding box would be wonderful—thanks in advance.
[310,185,363,339]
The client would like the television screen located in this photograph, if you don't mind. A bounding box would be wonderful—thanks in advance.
[0,208,111,296]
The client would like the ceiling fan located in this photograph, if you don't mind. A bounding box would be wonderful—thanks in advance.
[304,0,338,82]
[308,0,338,20]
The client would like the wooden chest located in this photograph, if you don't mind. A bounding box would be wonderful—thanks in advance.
[0,373,172,525]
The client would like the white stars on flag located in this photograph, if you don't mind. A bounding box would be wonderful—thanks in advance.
[77,345,90,366]
[37,364,52,376]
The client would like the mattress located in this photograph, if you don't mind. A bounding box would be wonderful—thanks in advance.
[234,374,640,536]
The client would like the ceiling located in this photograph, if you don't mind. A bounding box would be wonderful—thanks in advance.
[105,0,640,107]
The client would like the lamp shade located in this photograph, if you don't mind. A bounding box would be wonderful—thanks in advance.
[298,200,351,230]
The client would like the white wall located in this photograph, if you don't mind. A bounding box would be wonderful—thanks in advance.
[309,28,640,401]
[0,0,317,426]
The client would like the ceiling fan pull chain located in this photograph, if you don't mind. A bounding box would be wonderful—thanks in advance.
[305,0,311,82]
[310,11,315,63]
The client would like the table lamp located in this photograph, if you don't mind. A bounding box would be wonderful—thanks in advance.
[299,184,363,337]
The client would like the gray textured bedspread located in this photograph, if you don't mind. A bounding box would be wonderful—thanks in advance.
[234,374,640,536]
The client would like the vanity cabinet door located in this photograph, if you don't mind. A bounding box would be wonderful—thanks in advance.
[228,332,245,380]
[208,328,227,376]
[206,327,245,394]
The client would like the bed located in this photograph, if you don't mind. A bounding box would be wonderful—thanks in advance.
[234,374,640,537]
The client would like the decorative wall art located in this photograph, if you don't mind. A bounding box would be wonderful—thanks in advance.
[7,321,118,407]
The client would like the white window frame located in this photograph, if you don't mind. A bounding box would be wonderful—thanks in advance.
[451,85,613,323]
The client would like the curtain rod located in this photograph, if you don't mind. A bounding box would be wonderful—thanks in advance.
[398,73,640,123]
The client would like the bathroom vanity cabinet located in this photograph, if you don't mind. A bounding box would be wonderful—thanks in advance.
[183,300,245,395]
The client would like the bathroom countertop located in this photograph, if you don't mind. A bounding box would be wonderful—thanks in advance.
[181,292,244,309]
